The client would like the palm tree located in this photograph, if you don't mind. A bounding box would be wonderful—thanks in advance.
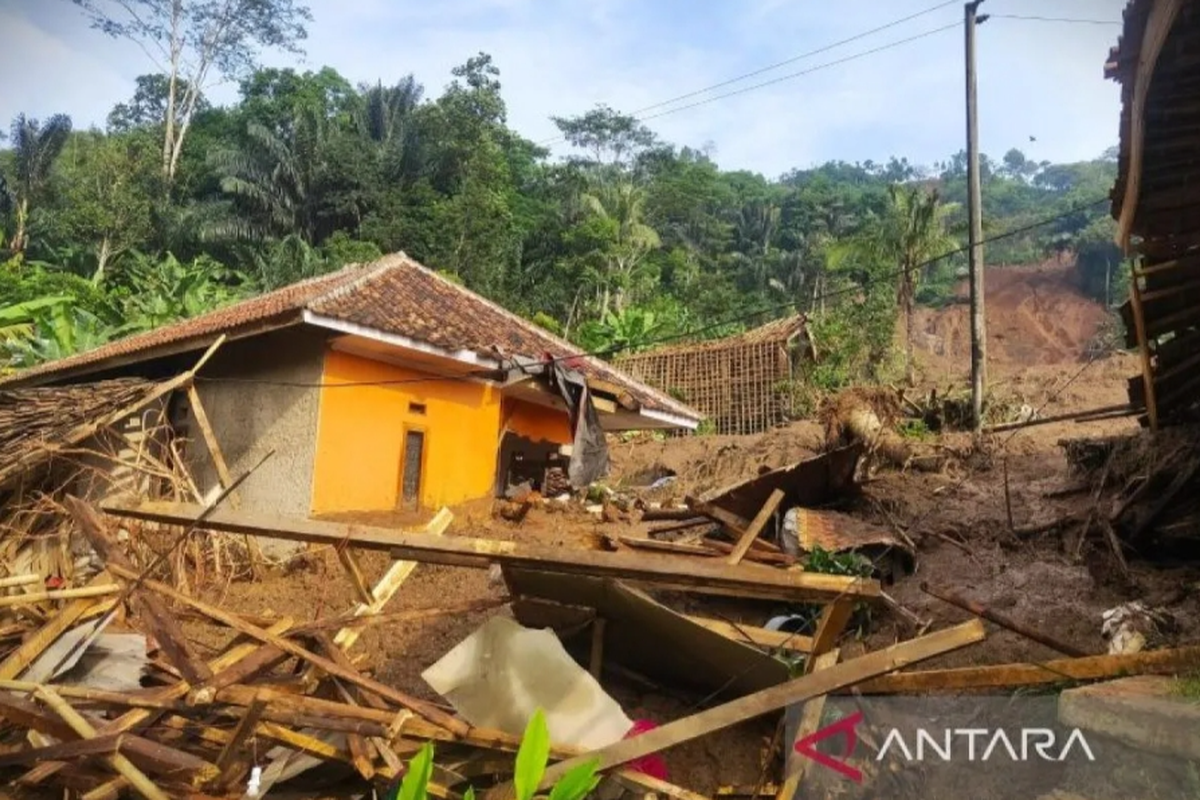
[8,113,73,256]
[580,180,661,316]
[209,109,325,243]
[838,184,958,385]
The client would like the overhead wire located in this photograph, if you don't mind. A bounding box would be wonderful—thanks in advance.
[627,1,959,116]
[989,14,1121,26]
[537,1,962,146]
[193,196,1111,389]
[537,22,960,147]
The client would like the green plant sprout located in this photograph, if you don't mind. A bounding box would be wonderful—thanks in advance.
[387,709,601,800]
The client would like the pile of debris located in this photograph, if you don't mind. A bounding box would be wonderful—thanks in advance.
[1,358,1198,799]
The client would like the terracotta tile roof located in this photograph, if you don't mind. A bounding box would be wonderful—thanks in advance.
[6,254,700,421]
[1,264,372,388]
[309,254,701,419]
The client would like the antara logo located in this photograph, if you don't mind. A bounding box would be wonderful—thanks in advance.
[794,713,1096,783]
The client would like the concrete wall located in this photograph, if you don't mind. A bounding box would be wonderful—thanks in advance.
[179,328,325,519]
[310,349,503,513]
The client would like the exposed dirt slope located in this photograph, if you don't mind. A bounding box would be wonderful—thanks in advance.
[913,260,1112,371]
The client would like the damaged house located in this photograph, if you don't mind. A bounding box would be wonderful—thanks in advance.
[0,253,702,516]
[615,315,812,435]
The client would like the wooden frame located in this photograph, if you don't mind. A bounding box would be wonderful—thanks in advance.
[397,423,429,511]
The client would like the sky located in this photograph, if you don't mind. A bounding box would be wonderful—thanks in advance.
[0,0,1127,177]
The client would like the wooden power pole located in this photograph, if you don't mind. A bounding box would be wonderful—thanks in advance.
[966,1,988,430]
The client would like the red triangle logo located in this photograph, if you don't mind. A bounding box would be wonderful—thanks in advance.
[793,710,864,784]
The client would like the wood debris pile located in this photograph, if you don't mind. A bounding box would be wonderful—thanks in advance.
[0,347,1196,799]
[1037,428,1200,577]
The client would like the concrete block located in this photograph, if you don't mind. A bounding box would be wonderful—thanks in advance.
[1058,675,1200,761]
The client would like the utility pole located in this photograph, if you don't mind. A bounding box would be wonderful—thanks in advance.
[966,1,988,431]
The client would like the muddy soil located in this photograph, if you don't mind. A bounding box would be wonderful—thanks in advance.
[173,264,1199,797]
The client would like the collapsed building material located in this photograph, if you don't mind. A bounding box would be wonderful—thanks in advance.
[505,570,789,698]
[853,644,1200,693]
[105,501,882,603]
[696,445,862,522]
[532,619,986,788]
[422,615,633,750]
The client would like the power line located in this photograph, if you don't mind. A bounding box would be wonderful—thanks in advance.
[195,197,1109,389]
[989,14,1120,25]
[628,1,959,117]
[638,23,960,124]
[538,18,961,146]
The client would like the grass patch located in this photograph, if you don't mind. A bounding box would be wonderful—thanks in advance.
[1176,672,1200,701]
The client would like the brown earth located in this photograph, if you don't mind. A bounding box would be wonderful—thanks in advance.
[173,262,1199,797]
[912,259,1114,374]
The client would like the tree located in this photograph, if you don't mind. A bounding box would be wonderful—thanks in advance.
[834,184,957,385]
[6,113,73,257]
[552,105,657,169]
[50,132,155,281]
[69,0,312,186]
[209,107,327,243]
[579,180,661,315]
[107,73,209,133]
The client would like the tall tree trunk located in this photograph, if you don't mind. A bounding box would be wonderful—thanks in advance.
[93,236,112,284]
[11,198,29,257]
[161,0,183,188]
[904,295,916,387]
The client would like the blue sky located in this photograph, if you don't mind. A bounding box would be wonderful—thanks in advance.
[0,0,1126,177]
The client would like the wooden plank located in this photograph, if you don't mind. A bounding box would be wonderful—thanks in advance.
[21,618,295,790]
[336,547,376,606]
[589,618,607,680]
[807,599,854,658]
[536,620,986,787]
[185,384,239,507]
[107,502,881,603]
[0,585,120,608]
[855,645,1200,694]
[726,489,785,565]
[684,616,813,654]
[1115,0,1186,252]
[777,649,839,800]
[0,572,116,681]
[0,733,123,768]
[187,619,297,704]
[214,697,267,789]
[66,497,211,684]
[1129,272,1160,430]
[105,562,469,736]
[34,686,171,800]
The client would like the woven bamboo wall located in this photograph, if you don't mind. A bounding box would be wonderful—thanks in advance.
[618,341,793,435]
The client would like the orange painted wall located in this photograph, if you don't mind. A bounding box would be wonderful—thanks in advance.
[502,399,572,445]
[311,349,502,513]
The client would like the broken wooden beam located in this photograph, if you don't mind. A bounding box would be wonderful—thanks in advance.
[727,489,786,566]
[105,562,468,736]
[684,616,814,654]
[535,620,986,787]
[920,581,1090,658]
[105,502,880,602]
[854,644,1200,693]
[66,497,212,684]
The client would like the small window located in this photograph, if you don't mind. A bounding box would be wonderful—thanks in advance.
[408,402,427,415]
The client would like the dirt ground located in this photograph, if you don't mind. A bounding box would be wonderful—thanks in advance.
[175,262,1199,797]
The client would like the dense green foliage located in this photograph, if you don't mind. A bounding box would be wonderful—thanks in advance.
[0,23,1122,382]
